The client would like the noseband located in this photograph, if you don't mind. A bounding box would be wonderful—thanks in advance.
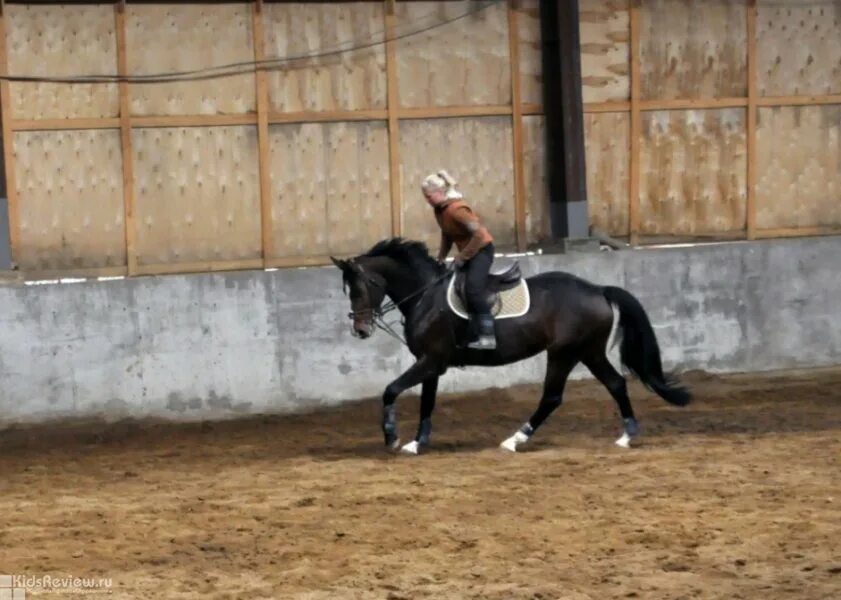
[346,266,389,338]
[344,262,452,344]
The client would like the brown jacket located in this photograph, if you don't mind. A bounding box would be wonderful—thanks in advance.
[434,199,494,262]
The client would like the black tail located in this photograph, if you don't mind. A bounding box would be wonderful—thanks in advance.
[603,286,691,406]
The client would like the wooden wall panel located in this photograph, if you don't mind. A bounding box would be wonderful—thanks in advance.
[756,105,841,229]
[132,126,261,265]
[757,1,841,97]
[126,4,255,116]
[6,5,118,120]
[13,1,839,273]
[14,130,124,270]
[522,115,550,244]
[640,0,747,100]
[268,121,390,258]
[640,109,746,235]
[269,123,327,257]
[586,111,630,236]
[263,2,386,113]
[396,1,510,108]
[516,0,543,106]
[580,0,630,103]
[399,116,515,252]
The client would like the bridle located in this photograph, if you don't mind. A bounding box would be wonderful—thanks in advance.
[346,265,391,339]
[346,262,452,346]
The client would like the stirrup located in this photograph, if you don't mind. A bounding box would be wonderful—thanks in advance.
[468,334,497,350]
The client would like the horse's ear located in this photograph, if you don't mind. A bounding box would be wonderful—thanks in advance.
[330,256,347,270]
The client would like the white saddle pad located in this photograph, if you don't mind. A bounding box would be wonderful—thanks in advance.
[446,275,531,320]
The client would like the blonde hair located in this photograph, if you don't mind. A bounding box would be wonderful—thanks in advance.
[421,169,463,200]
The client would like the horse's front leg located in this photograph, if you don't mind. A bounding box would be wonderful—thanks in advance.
[400,375,439,455]
[382,357,437,450]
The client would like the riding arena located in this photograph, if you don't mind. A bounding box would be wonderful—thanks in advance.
[0,1,838,598]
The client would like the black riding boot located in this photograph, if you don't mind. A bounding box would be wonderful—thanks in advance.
[468,314,496,350]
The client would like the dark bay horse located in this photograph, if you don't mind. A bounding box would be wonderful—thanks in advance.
[331,238,690,454]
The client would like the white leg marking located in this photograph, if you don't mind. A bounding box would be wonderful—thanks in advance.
[400,440,420,455]
[615,431,632,449]
[500,430,530,452]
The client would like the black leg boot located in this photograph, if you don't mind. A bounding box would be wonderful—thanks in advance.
[467,314,496,350]
[465,314,481,347]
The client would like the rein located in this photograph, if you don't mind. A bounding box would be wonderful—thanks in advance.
[349,267,452,346]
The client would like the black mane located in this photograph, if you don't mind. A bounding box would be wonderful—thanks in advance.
[363,237,445,277]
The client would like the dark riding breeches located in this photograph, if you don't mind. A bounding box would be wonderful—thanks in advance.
[463,243,494,316]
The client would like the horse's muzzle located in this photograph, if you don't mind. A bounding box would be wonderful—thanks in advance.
[350,320,372,339]
[348,310,374,339]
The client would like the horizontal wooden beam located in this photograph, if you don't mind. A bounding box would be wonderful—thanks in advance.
[19,257,344,279]
[12,118,121,131]
[265,256,333,269]
[132,114,257,128]
[13,115,257,131]
[584,98,749,113]
[584,101,630,113]
[634,231,748,246]
[10,105,534,132]
[583,94,841,114]
[10,94,841,134]
[397,105,512,119]
[756,227,841,239]
[642,97,748,110]
[20,265,128,282]
[133,259,264,277]
[269,109,388,124]
[757,95,841,108]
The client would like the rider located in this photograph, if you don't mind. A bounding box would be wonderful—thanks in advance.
[421,170,496,350]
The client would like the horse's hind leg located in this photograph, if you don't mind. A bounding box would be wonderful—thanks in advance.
[583,354,640,448]
[500,352,577,452]
[400,375,438,455]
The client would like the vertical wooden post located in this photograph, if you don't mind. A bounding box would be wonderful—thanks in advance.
[253,0,273,263]
[384,0,402,237]
[0,0,19,267]
[508,1,527,251]
[745,0,757,240]
[115,1,137,275]
[539,0,589,241]
[628,0,641,246]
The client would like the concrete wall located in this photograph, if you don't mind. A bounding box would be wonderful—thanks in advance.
[1,236,839,427]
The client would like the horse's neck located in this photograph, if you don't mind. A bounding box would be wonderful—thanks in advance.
[379,260,435,318]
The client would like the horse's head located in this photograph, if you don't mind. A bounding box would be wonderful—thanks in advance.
[331,256,387,339]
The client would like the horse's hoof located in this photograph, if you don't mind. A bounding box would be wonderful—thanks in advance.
[400,441,420,455]
[614,432,633,448]
[500,437,518,452]
[500,430,529,453]
[386,437,402,452]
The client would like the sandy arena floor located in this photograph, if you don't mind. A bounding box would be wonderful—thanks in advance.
[0,367,839,599]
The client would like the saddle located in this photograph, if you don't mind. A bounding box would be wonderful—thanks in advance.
[448,261,530,320]
[454,261,522,307]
